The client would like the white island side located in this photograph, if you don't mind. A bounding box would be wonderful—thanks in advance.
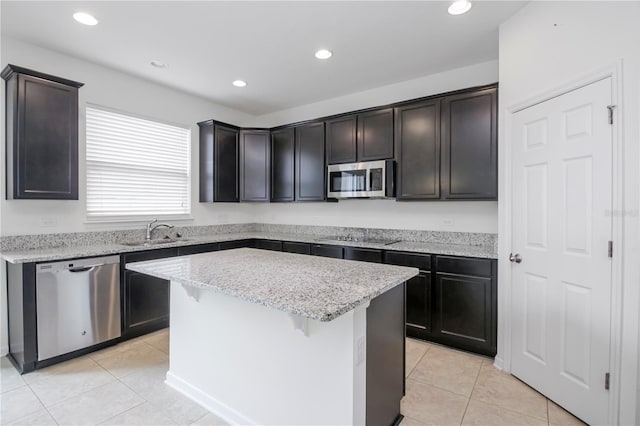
[126,248,418,426]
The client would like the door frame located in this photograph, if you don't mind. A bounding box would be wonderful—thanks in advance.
[497,61,626,425]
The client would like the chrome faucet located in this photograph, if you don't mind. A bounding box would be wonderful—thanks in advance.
[145,219,174,241]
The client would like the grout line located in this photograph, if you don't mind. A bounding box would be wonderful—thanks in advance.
[94,399,147,426]
[406,349,427,378]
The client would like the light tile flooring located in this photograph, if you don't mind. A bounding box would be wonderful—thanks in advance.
[0,330,586,426]
[402,339,586,426]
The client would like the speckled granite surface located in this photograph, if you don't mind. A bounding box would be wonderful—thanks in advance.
[0,224,497,263]
[126,248,418,322]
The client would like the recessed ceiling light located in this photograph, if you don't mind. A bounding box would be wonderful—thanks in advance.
[151,60,167,68]
[232,80,247,87]
[448,0,472,15]
[73,12,98,26]
[315,49,333,60]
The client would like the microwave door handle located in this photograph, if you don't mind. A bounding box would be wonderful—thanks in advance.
[366,169,371,192]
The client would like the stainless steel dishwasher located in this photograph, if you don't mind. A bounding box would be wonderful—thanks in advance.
[36,255,121,361]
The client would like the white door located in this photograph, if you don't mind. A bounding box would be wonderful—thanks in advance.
[510,78,612,425]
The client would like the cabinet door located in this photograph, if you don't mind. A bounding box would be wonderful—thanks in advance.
[295,122,325,201]
[406,272,432,333]
[310,244,343,259]
[255,240,282,251]
[122,248,177,339]
[441,87,497,200]
[433,272,496,356]
[282,241,311,255]
[199,122,214,202]
[240,130,270,202]
[344,247,382,263]
[271,128,295,202]
[125,271,169,329]
[395,101,441,200]
[326,116,357,164]
[218,239,255,250]
[357,108,393,161]
[11,74,80,199]
[177,243,219,256]
[214,124,239,202]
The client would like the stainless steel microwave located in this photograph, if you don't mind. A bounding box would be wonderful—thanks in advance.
[327,160,395,199]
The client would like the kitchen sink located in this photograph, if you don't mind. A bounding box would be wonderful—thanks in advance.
[120,238,190,247]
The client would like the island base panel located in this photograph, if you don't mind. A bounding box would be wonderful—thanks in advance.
[166,282,367,425]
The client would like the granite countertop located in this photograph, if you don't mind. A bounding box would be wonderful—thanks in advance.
[0,231,497,264]
[126,248,418,322]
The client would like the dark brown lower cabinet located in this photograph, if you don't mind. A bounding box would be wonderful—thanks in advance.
[383,251,496,356]
[122,248,177,339]
[177,243,219,256]
[310,244,344,259]
[384,251,433,339]
[218,239,255,250]
[431,256,496,356]
[433,272,495,356]
[406,272,432,333]
[255,239,282,251]
[282,241,311,255]
[344,247,382,263]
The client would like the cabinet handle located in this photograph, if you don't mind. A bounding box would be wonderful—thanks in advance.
[68,264,104,272]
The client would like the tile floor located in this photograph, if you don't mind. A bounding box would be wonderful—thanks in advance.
[0,330,586,425]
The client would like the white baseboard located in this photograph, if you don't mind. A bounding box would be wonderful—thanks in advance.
[165,371,257,426]
[1,345,8,357]
[493,356,504,371]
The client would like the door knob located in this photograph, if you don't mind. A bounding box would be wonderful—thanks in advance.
[509,253,522,263]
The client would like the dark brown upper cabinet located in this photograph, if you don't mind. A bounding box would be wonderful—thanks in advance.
[395,100,441,200]
[357,108,394,162]
[441,88,497,200]
[326,116,357,164]
[198,120,239,202]
[295,122,325,201]
[239,130,270,202]
[271,128,295,202]
[326,108,393,164]
[2,65,83,200]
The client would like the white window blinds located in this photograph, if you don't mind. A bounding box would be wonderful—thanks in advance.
[86,107,191,219]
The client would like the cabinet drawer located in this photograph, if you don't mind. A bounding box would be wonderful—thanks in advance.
[255,240,282,251]
[435,256,492,277]
[311,244,343,259]
[384,251,431,271]
[219,239,254,250]
[282,242,311,255]
[344,247,382,263]
[177,243,219,256]
[123,248,178,263]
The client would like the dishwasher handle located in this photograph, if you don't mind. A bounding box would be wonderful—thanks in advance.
[68,264,105,273]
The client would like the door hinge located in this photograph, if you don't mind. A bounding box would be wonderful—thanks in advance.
[605,372,610,390]
[608,241,613,258]
[607,105,616,125]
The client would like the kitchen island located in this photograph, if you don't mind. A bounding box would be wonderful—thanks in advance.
[126,248,418,426]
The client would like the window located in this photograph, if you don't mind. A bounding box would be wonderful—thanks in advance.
[86,106,191,220]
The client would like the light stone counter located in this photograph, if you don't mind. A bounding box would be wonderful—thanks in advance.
[126,247,418,322]
[1,231,497,264]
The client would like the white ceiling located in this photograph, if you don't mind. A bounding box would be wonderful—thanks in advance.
[1,1,525,116]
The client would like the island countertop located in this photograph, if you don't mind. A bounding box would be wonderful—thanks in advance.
[126,247,418,322]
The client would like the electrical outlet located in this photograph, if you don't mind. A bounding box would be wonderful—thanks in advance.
[356,336,365,366]
[442,218,455,227]
[40,218,58,228]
